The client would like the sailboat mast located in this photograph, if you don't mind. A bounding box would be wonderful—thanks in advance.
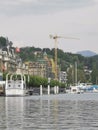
[75,61,77,85]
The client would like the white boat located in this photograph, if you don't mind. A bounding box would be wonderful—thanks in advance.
[93,88,98,92]
[70,85,81,94]
[5,73,28,96]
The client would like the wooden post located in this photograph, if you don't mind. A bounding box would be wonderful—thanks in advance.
[40,85,42,95]
[48,85,50,95]
[54,86,56,94]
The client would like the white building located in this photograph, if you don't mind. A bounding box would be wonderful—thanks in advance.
[59,71,67,83]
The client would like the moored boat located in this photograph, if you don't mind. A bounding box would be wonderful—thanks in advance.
[5,73,28,96]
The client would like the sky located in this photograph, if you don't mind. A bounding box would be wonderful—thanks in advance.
[0,0,98,54]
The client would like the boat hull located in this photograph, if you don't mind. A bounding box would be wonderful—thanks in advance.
[5,88,27,96]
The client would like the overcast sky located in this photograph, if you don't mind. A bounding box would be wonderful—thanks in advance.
[0,0,98,53]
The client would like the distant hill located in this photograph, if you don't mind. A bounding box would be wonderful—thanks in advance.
[77,50,97,57]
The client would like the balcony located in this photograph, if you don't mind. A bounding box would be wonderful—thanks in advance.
[3,57,9,61]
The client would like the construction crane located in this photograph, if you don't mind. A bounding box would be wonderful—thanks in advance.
[50,34,80,80]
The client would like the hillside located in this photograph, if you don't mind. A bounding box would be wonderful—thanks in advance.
[19,47,92,71]
[0,36,98,71]
[1,36,98,84]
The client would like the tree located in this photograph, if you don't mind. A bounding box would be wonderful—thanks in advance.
[0,36,6,48]
[29,76,48,87]
[77,69,86,83]
[91,61,98,84]
[91,68,98,84]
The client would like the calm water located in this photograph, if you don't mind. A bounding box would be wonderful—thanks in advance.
[0,93,98,130]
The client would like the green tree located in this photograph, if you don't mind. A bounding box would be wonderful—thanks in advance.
[77,69,86,83]
[0,36,6,48]
[91,68,98,84]
[29,76,48,87]
[91,61,98,84]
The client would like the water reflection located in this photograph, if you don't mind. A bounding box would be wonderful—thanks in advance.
[5,97,24,130]
[0,97,6,129]
[0,94,98,129]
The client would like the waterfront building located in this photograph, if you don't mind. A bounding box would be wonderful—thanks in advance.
[0,40,27,75]
[24,51,56,79]
[26,61,47,78]
[0,49,17,73]
[59,71,67,83]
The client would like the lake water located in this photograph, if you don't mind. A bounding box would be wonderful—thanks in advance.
[0,93,98,130]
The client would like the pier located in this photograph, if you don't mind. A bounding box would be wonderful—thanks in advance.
[27,85,66,96]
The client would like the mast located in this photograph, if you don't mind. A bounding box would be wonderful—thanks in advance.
[75,61,77,86]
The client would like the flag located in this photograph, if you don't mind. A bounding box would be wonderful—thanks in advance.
[2,65,6,71]
[15,47,20,53]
